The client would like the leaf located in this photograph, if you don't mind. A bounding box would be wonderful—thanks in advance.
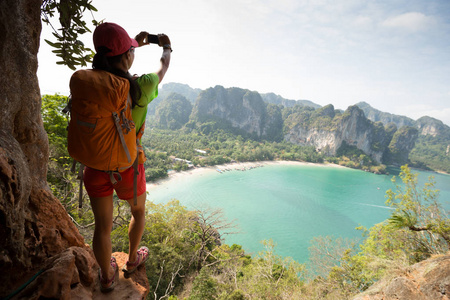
[44,39,57,47]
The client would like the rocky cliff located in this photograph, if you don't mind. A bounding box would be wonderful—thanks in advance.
[415,116,450,137]
[356,101,416,128]
[0,1,148,298]
[183,87,419,163]
[385,126,419,165]
[356,101,450,138]
[353,253,450,300]
[191,86,283,140]
[283,105,408,163]
[261,92,321,109]
[0,0,85,292]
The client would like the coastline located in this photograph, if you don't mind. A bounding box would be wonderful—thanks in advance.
[146,160,343,191]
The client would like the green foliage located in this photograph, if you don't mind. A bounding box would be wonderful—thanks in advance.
[41,94,95,237]
[334,142,386,173]
[41,94,70,156]
[41,0,98,70]
[188,268,219,300]
[301,165,448,299]
[155,93,193,130]
[143,150,169,181]
[409,134,450,173]
[386,165,450,256]
[385,126,419,164]
[264,103,284,142]
[235,240,305,299]
[140,128,324,181]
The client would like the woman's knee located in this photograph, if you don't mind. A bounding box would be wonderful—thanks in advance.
[131,206,146,221]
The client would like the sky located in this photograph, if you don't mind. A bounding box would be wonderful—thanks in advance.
[37,0,450,126]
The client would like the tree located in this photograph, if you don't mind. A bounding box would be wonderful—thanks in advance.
[386,165,450,257]
[192,206,238,271]
[0,0,88,292]
[239,240,305,299]
[41,0,98,70]
[188,268,218,300]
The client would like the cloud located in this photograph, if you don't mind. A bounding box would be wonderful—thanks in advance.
[381,12,435,32]
[354,16,373,27]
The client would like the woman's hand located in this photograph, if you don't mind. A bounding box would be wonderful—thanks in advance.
[134,31,150,47]
[158,34,171,47]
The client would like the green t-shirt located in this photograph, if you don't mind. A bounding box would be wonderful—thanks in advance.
[132,73,159,133]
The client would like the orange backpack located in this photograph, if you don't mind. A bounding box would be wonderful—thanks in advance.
[67,69,139,205]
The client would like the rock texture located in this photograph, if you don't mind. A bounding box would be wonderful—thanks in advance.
[353,253,450,300]
[261,92,321,109]
[356,101,450,139]
[284,105,400,163]
[356,101,416,128]
[0,0,150,298]
[0,0,85,294]
[191,86,283,140]
[385,126,419,165]
[11,248,149,300]
[415,116,449,137]
[193,86,266,137]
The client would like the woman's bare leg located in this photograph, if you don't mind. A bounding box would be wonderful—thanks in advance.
[90,195,114,282]
[125,192,146,262]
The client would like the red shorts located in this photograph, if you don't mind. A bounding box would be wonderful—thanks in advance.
[83,164,146,200]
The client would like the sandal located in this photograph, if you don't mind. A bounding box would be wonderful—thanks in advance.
[122,246,150,274]
[98,256,119,293]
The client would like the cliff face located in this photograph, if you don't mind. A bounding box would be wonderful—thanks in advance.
[356,101,450,138]
[353,253,450,300]
[415,116,449,137]
[356,101,415,128]
[261,92,321,109]
[284,105,397,163]
[0,0,86,293]
[191,86,283,140]
[0,1,149,298]
[385,126,419,165]
[189,88,418,163]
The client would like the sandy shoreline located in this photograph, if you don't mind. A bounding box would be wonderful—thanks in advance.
[146,160,342,191]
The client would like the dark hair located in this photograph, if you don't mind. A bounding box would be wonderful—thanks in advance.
[92,46,142,108]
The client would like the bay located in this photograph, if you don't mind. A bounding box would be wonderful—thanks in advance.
[146,162,450,263]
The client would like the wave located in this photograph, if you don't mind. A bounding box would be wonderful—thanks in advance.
[354,203,395,210]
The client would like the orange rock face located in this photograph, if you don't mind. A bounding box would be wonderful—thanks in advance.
[353,253,450,300]
[0,0,149,298]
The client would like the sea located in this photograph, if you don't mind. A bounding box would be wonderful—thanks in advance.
[146,163,450,263]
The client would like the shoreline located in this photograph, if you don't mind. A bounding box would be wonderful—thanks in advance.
[146,160,343,191]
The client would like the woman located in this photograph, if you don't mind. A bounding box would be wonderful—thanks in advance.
[84,22,171,292]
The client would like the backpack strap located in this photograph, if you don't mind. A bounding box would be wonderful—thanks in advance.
[111,93,134,164]
[136,121,146,141]
[112,111,132,164]
[77,162,85,208]
[108,171,122,185]
[132,121,145,206]
[132,153,139,206]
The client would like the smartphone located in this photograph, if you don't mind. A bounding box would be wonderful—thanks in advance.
[147,34,159,44]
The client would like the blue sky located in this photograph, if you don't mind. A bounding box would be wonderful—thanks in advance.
[38,0,450,125]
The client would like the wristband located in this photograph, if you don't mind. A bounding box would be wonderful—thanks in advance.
[163,44,173,52]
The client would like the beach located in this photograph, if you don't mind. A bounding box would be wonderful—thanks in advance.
[146,160,342,191]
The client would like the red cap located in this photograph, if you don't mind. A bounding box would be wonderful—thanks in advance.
[93,22,138,57]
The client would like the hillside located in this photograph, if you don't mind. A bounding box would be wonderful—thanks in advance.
[355,102,450,173]
[261,92,321,109]
[148,83,449,173]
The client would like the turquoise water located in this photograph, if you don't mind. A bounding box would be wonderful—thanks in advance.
[147,164,450,263]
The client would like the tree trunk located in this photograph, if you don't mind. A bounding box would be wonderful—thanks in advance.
[0,0,85,295]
